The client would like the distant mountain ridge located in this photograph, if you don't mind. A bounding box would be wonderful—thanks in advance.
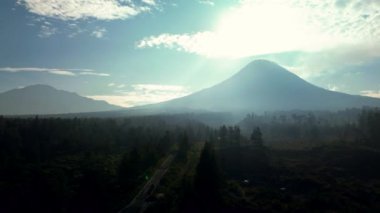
[0,84,121,115]
[2,60,379,116]
[132,60,380,113]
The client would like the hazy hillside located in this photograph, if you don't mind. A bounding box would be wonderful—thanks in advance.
[0,84,121,115]
[137,60,380,113]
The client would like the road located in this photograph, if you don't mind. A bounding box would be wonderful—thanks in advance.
[118,153,175,213]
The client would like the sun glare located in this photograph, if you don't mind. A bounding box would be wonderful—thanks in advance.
[212,2,328,58]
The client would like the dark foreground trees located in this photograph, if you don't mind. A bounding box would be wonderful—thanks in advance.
[1,109,380,212]
[0,116,210,213]
[359,109,380,146]
[193,142,223,211]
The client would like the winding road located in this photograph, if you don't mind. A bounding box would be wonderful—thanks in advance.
[118,153,175,213]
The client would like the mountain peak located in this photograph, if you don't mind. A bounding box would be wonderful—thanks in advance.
[20,84,57,92]
[241,59,288,75]
[151,60,380,113]
[24,84,55,89]
[246,59,279,68]
[227,60,296,85]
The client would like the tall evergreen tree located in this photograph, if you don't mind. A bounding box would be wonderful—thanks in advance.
[194,142,223,209]
[251,127,263,147]
[177,132,190,161]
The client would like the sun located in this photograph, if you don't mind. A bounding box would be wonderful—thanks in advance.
[211,2,323,58]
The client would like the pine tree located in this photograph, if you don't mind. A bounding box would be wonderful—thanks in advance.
[194,142,223,209]
[251,127,263,147]
[177,132,190,161]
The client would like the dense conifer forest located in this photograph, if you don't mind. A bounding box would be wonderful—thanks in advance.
[1,108,380,212]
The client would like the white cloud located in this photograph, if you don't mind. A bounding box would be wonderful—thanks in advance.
[17,0,158,38]
[79,71,110,76]
[132,84,185,92]
[17,0,154,21]
[137,32,219,56]
[199,0,215,6]
[48,70,76,76]
[327,84,339,92]
[89,84,190,107]
[67,22,87,38]
[0,67,109,77]
[137,0,380,58]
[361,90,380,98]
[107,83,126,88]
[91,27,107,38]
[88,95,133,107]
[0,67,75,76]
[39,23,57,38]
[142,0,156,6]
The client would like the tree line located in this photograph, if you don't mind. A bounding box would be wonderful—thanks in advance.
[0,116,211,212]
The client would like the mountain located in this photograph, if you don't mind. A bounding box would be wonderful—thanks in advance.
[134,60,380,113]
[0,84,121,115]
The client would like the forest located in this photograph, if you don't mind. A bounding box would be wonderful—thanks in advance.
[0,108,380,212]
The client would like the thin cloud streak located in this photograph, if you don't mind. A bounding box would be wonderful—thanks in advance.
[361,90,380,98]
[0,67,110,77]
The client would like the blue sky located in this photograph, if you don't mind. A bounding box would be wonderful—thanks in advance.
[1,0,380,107]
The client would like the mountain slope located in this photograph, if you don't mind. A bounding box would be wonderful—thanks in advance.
[0,85,121,115]
[136,60,380,113]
